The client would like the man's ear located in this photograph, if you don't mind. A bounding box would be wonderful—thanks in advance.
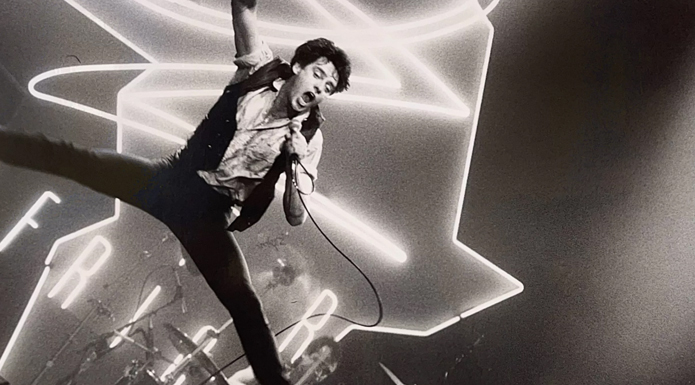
[292,62,302,75]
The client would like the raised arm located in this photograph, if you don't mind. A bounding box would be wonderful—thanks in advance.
[231,0,261,58]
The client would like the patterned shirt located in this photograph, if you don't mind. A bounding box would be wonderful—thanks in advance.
[197,42,323,204]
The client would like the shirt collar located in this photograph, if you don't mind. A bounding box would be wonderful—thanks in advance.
[246,78,310,130]
[271,77,286,92]
[253,114,308,130]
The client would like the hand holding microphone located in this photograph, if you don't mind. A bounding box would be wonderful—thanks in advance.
[283,121,308,164]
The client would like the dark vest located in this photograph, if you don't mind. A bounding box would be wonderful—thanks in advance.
[171,58,325,232]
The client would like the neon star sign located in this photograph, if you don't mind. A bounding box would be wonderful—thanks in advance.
[159,290,337,383]
[0,192,61,253]
[0,0,522,381]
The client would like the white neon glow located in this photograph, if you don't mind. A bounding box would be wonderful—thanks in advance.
[162,0,469,33]
[155,0,401,89]
[2,2,522,375]
[53,0,477,114]
[0,200,122,373]
[128,89,222,99]
[301,0,401,89]
[460,280,523,319]
[27,64,242,145]
[130,102,197,132]
[450,15,524,291]
[380,363,407,385]
[335,316,460,342]
[0,192,61,252]
[23,0,494,342]
[173,374,186,385]
[126,0,471,115]
[0,266,50,372]
[63,0,157,62]
[24,63,407,264]
[159,319,227,382]
[311,194,406,263]
[27,62,460,160]
[332,93,469,118]
[334,8,524,344]
[391,11,494,46]
[27,61,411,262]
[278,289,338,363]
[484,0,501,15]
[129,88,466,122]
[110,285,162,348]
[140,0,489,46]
[47,236,113,309]
[275,175,406,262]
[160,354,185,381]
[332,0,469,114]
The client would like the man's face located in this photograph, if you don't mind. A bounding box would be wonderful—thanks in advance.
[287,57,339,113]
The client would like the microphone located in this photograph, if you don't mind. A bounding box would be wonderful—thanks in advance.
[173,269,187,314]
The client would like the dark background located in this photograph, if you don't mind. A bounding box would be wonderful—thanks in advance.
[3,0,695,384]
[333,0,695,384]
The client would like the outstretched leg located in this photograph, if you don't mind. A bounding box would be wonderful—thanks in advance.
[0,128,164,209]
[174,219,290,385]
[0,128,288,384]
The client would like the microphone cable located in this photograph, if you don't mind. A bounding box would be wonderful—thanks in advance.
[290,157,384,329]
[191,158,385,385]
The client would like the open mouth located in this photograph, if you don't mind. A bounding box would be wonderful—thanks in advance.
[298,91,315,107]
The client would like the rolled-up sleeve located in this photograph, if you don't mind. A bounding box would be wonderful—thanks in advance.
[230,41,274,84]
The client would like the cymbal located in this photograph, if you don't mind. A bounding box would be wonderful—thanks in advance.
[162,323,227,385]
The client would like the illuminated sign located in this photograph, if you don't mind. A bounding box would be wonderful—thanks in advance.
[110,285,162,348]
[0,192,61,253]
[159,291,337,382]
[160,321,231,381]
[0,1,522,382]
[47,236,113,309]
[278,289,339,363]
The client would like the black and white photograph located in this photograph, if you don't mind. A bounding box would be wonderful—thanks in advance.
[1,0,695,384]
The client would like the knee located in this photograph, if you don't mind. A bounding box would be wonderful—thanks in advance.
[223,280,259,308]
[215,282,268,322]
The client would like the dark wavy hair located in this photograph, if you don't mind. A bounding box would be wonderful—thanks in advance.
[291,38,351,93]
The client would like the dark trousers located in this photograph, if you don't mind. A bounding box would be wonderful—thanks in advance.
[0,129,290,385]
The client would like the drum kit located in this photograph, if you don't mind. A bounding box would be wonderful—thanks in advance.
[47,301,228,385]
[33,255,228,385]
[33,232,338,385]
[42,296,340,385]
[44,296,339,385]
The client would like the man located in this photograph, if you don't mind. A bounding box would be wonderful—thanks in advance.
[0,0,351,384]
[229,336,341,385]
